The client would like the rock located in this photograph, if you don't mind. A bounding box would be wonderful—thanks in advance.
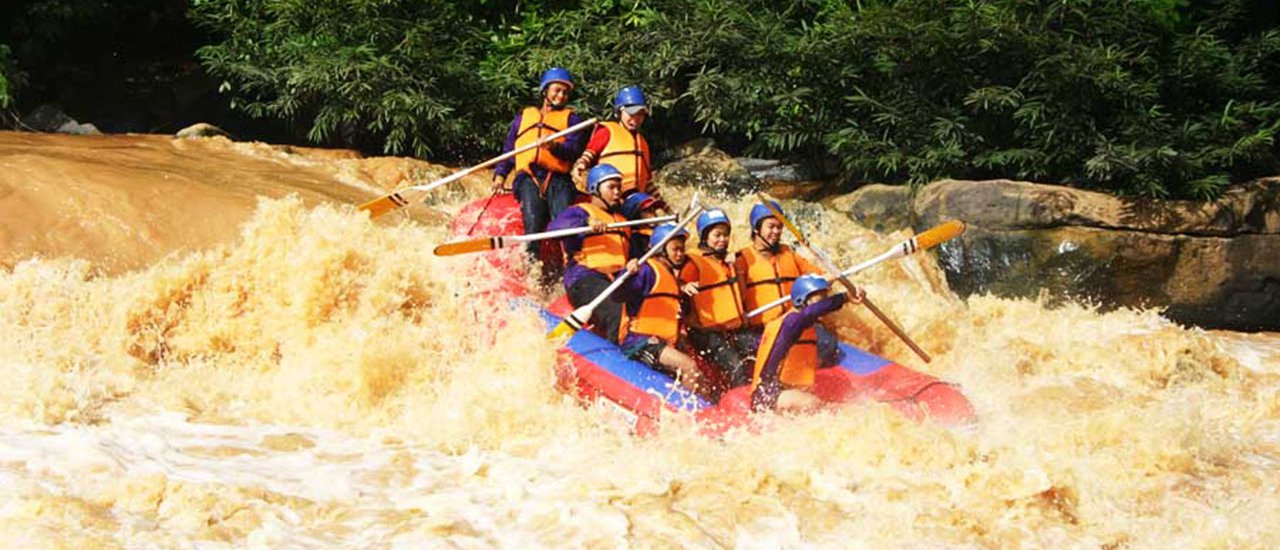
[825,184,912,233]
[902,178,1280,331]
[735,157,812,183]
[652,145,757,198]
[56,121,101,135]
[662,137,717,162]
[175,122,231,139]
[21,104,101,134]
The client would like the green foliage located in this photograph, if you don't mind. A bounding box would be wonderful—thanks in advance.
[190,0,1280,198]
[0,44,12,109]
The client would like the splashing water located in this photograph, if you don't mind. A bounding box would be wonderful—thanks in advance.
[0,132,1277,548]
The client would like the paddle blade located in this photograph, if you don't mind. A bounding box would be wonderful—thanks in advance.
[916,220,966,250]
[358,192,409,218]
[434,238,495,256]
[547,307,591,340]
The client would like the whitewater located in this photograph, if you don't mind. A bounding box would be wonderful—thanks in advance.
[1,131,1277,548]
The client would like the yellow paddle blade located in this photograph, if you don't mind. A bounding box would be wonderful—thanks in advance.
[357,192,409,218]
[547,321,576,340]
[433,238,496,256]
[916,220,966,250]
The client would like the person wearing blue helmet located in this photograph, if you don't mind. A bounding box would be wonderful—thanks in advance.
[545,164,631,342]
[492,67,591,258]
[620,192,662,257]
[750,274,864,411]
[613,223,721,397]
[679,208,756,386]
[573,85,657,200]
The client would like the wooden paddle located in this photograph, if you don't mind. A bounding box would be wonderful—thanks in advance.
[756,192,933,363]
[357,117,599,218]
[434,215,676,256]
[548,202,705,340]
[745,220,966,319]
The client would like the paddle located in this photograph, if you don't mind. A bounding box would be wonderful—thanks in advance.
[357,117,599,218]
[434,215,677,256]
[548,201,705,341]
[756,192,933,363]
[745,220,966,319]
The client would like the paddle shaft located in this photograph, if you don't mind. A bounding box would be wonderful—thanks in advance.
[360,117,598,216]
[757,193,932,363]
[508,215,674,244]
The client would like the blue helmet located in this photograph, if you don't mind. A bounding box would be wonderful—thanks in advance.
[696,208,730,240]
[586,164,623,195]
[614,86,648,113]
[649,223,689,249]
[539,68,574,92]
[749,201,784,232]
[791,274,830,308]
[621,192,657,219]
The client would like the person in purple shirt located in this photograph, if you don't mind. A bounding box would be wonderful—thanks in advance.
[612,224,713,396]
[490,68,590,258]
[751,274,864,411]
[547,165,631,343]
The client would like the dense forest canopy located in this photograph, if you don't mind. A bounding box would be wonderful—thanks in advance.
[2,0,1278,198]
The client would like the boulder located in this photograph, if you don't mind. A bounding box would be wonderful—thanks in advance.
[175,122,231,139]
[825,184,912,233]
[900,178,1280,331]
[21,104,100,135]
[652,144,757,198]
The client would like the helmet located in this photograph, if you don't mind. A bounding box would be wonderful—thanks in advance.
[613,86,648,114]
[649,223,689,249]
[621,192,657,219]
[539,68,574,92]
[791,274,830,308]
[696,209,730,240]
[749,200,784,232]
[586,164,623,195]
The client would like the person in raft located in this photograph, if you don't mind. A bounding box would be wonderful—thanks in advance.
[546,164,631,343]
[571,85,658,203]
[619,191,665,258]
[679,208,757,387]
[751,274,864,411]
[734,200,841,366]
[614,223,713,394]
[491,67,589,258]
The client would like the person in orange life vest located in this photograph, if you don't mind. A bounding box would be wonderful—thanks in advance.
[572,86,658,203]
[491,68,589,257]
[613,223,711,394]
[751,274,865,411]
[679,208,757,387]
[734,200,842,366]
[546,164,631,343]
[620,191,663,258]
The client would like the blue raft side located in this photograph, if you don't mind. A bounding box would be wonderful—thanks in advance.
[538,309,712,411]
[834,342,895,375]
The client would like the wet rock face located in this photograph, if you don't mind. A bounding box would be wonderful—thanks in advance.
[831,178,1280,331]
[653,144,757,198]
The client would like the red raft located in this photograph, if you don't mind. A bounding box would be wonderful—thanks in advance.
[450,194,975,435]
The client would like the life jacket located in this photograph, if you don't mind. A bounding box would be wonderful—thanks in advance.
[572,203,629,275]
[628,258,682,344]
[513,106,574,192]
[751,311,819,389]
[736,245,806,328]
[682,250,745,331]
[597,121,652,195]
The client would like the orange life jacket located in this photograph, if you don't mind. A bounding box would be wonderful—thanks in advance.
[751,311,819,389]
[598,121,652,195]
[572,203,629,275]
[513,106,574,191]
[736,245,807,328]
[628,258,682,344]
[681,250,745,331]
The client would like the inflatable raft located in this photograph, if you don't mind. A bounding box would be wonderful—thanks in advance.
[450,194,975,434]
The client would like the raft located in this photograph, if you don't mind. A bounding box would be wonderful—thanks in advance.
[451,194,976,434]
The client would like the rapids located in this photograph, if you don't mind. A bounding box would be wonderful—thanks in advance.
[1,131,1277,548]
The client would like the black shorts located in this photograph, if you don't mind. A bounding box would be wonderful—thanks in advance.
[624,337,670,372]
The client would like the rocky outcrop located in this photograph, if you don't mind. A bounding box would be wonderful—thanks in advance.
[828,178,1280,331]
[20,104,101,135]
[653,143,757,197]
[175,122,231,139]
